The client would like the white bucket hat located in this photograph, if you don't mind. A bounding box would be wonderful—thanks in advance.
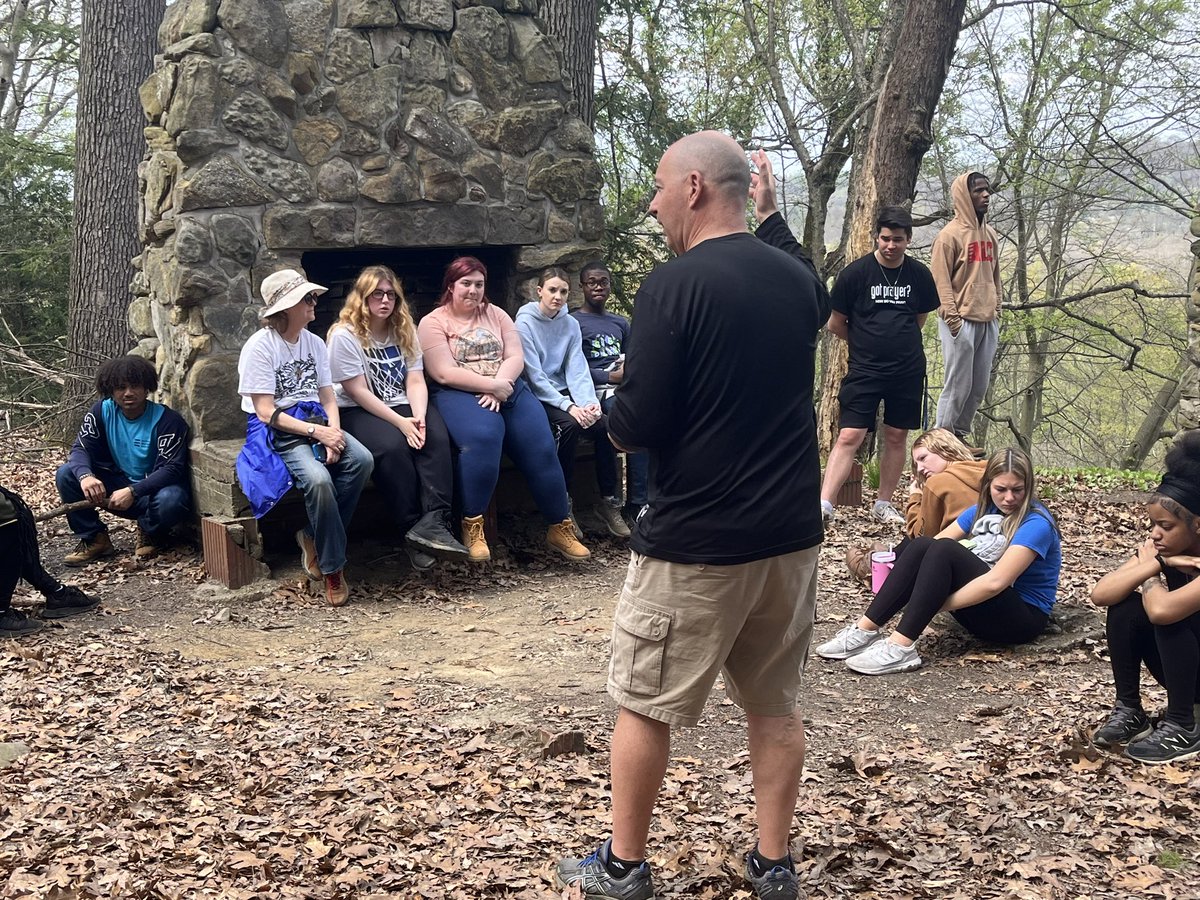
[259,268,327,317]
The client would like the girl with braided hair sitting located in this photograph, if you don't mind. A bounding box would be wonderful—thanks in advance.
[1090,430,1200,764]
[1,485,100,637]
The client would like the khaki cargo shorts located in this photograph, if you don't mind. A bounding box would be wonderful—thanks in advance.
[607,546,820,727]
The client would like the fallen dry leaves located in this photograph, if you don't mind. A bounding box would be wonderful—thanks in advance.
[2,446,1198,897]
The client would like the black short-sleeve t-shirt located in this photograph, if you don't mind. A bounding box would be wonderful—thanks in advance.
[830,252,938,377]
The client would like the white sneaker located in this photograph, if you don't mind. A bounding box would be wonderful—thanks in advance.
[821,500,835,525]
[846,638,922,675]
[815,623,882,660]
[872,500,904,525]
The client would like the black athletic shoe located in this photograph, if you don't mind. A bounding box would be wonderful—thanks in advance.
[1093,705,1152,747]
[41,585,102,620]
[1126,720,1200,765]
[405,511,470,561]
[0,608,44,638]
[405,545,437,571]
[744,851,800,899]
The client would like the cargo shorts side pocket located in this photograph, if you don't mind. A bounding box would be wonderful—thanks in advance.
[611,600,673,696]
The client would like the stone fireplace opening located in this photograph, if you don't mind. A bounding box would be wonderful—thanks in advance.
[301,244,520,337]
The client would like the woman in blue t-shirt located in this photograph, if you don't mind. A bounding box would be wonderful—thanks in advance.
[817,447,1061,675]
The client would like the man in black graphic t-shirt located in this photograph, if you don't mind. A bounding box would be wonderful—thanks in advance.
[819,207,938,525]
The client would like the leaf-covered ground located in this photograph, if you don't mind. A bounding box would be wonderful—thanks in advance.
[3,448,1198,899]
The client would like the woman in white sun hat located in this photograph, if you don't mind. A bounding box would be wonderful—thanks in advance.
[236,268,374,607]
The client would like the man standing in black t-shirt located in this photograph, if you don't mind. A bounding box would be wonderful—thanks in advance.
[817,207,939,525]
[556,133,828,900]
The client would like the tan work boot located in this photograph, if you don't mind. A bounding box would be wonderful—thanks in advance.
[547,520,591,562]
[295,529,321,578]
[64,531,114,567]
[461,515,491,562]
[135,527,160,560]
[325,570,349,606]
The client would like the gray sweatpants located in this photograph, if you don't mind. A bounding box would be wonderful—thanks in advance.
[935,317,998,437]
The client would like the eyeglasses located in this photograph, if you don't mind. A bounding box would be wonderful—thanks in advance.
[368,290,399,302]
[301,293,319,305]
[583,278,611,288]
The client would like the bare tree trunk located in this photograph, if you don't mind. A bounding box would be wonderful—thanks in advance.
[63,0,163,434]
[1118,367,1184,470]
[541,0,599,128]
[0,0,30,114]
[816,0,969,453]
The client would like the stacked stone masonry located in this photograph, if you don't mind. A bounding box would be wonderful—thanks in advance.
[134,0,604,452]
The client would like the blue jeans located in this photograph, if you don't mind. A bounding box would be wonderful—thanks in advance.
[601,394,648,506]
[433,379,569,522]
[275,433,373,575]
[55,464,192,540]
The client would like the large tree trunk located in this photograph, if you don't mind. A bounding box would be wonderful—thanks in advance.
[817,0,969,453]
[62,0,163,433]
[1120,365,1185,470]
[541,0,599,128]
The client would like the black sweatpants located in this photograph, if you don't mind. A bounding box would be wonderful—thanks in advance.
[1107,590,1200,728]
[865,536,1049,644]
[1,485,62,610]
[543,403,618,498]
[339,403,454,531]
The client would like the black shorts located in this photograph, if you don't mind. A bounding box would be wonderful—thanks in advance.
[838,370,923,430]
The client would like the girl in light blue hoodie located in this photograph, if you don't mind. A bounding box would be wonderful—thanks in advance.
[515,268,630,538]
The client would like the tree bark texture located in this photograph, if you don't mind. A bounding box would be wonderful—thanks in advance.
[541,0,598,128]
[816,0,969,454]
[63,0,163,430]
[1119,365,1184,470]
[1182,212,1200,432]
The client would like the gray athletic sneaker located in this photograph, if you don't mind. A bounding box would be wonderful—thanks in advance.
[871,500,904,525]
[845,638,922,675]
[815,623,882,660]
[556,838,654,899]
[744,853,801,899]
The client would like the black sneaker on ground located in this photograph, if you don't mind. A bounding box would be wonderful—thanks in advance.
[405,511,470,561]
[744,851,800,900]
[405,545,437,571]
[556,838,655,900]
[0,608,44,638]
[1093,704,1152,747]
[41,585,102,620]
[1125,720,1200,765]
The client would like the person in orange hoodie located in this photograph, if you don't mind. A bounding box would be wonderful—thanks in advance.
[932,172,1001,441]
[846,428,985,583]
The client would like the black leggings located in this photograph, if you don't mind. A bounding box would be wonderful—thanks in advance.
[1,486,62,610]
[865,536,1049,644]
[1107,591,1200,727]
[339,403,454,530]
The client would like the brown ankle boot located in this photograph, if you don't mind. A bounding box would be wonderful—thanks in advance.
[461,515,491,562]
[547,520,590,562]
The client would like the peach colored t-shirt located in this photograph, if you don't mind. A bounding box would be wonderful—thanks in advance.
[418,303,516,378]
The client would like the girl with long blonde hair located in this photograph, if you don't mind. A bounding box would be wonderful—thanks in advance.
[326,265,468,567]
[819,447,1061,675]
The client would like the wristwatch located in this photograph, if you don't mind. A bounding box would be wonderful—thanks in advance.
[306,425,315,436]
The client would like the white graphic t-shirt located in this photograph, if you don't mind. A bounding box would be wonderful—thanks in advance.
[237,327,333,412]
[326,327,423,409]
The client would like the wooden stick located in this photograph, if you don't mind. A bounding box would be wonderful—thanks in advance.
[34,499,104,522]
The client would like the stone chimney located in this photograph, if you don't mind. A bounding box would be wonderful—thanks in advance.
[133,0,604,447]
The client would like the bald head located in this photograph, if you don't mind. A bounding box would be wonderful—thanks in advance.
[650,131,750,254]
[666,131,751,210]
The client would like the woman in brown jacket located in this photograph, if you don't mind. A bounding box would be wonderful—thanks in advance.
[847,429,985,582]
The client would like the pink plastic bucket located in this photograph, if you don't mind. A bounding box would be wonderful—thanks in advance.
[870,550,895,594]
